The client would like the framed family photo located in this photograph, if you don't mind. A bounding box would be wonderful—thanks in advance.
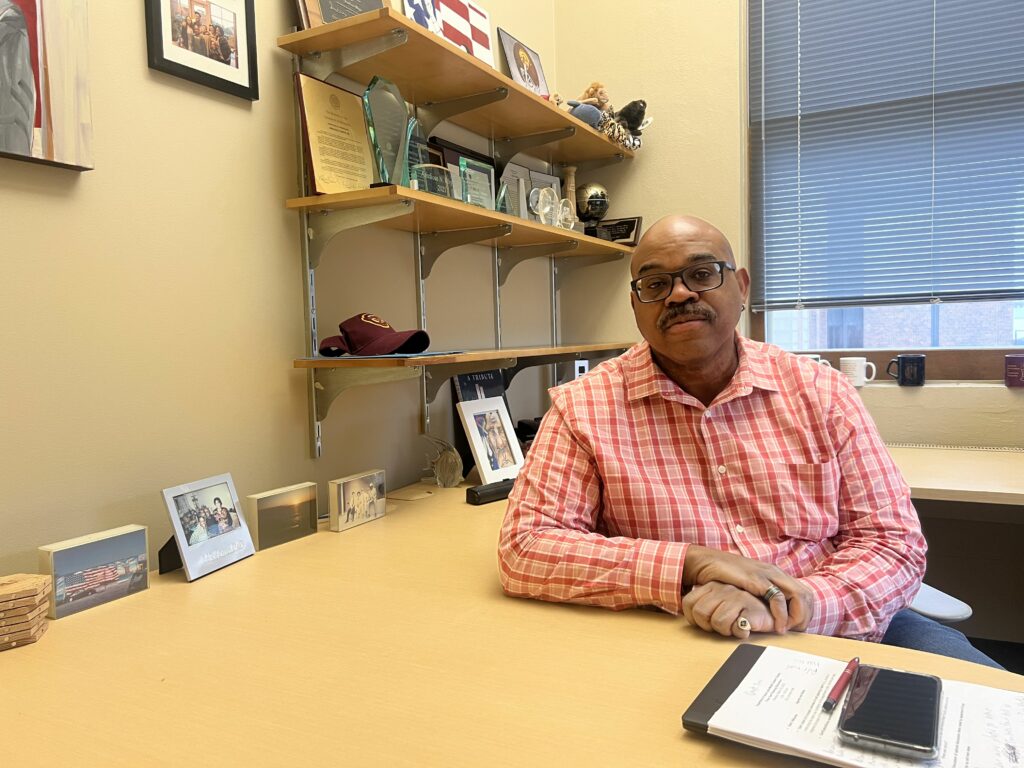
[456,396,524,484]
[497,28,549,99]
[144,0,259,101]
[162,473,255,581]
[329,469,386,533]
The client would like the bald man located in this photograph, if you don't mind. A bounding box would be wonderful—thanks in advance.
[498,215,998,667]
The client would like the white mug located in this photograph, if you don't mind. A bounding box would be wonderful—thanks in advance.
[799,353,832,368]
[839,357,877,388]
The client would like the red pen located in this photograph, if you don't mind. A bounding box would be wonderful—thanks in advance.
[822,657,859,712]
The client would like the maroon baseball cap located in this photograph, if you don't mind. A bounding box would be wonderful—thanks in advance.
[318,313,430,357]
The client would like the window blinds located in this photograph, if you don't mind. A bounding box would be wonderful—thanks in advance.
[749,0,1024,311]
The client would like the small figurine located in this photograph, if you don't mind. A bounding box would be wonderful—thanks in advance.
[566,81,612,128]
[423,435,463,488]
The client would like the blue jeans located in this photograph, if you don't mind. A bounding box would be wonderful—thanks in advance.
[881,609,1003,669]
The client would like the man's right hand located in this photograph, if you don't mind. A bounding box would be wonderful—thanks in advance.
[681,545,814,633]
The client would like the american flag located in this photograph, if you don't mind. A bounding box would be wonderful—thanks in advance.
[64,565,118,591]
[433,0,494,67]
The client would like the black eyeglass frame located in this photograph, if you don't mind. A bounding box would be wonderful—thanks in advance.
[630,261,737,303]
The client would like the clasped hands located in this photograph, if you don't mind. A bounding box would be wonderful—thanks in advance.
[680,546,815,640]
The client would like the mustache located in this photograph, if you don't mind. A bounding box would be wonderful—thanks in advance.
[657,303,716,331]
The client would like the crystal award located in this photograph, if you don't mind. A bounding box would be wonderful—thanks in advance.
[362,76,413,186]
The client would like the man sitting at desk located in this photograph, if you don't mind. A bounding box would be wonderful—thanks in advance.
[498,215,997,667]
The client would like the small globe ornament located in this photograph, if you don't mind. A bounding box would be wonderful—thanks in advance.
[576,182,610,222]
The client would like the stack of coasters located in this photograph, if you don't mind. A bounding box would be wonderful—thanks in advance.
[0,574,51,651]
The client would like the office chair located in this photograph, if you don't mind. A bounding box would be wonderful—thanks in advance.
[909,583,972,624]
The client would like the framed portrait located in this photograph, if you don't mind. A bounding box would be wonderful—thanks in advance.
[456,396,525,485]
[429,137,495,209]
[144,0,259,101]
[329,469,386,533]
[162,473,255,581]
[497,28,549,99]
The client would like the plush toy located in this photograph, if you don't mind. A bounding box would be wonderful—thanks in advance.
[566,81,612,128]
[599,99,652,151]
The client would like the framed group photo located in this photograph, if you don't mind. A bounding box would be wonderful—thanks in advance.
[329,469,386,533]
[145,0,259,100]
[162,473,255,581]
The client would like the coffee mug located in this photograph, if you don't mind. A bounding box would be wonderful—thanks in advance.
[1006,355,1024,388]
[799,354,832,368]
[887,354,926,386]
[839,357,876,388]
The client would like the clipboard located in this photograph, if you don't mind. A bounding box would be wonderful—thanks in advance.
[681,643,767,734]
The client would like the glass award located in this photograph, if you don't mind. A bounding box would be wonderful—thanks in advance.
[528,186,558,226]
[363,76,412,186]
[459,157,495,210]
[410,164,454,198]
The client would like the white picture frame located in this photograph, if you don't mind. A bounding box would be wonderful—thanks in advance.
[329,469,386,532]
[162,473,255,581]
[456,396,524,484]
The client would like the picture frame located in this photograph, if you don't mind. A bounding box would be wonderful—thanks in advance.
[597,217,644,246]
[38,525,149,619]
[329,469,386,533]
[162,473,255,581]
[243,482,318,551]
[450,370,509,474]
[403,0,442,35]
[497,28,549,98]
[301,0,386,27]
[144,0,259,101]
[429,137,495,209]
[456,396,525,485]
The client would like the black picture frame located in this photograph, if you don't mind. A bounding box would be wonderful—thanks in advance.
[428,137,497,208]
[144,0,259,101]
[597,217,644,246]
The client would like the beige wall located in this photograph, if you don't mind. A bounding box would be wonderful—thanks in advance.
[0,1,1016,576]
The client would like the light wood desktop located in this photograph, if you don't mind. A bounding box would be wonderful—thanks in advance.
[888,445,1024,506]
[2,486,1021,767]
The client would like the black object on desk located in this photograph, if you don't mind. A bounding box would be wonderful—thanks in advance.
[466,479,515,505]
[158,536,184,574]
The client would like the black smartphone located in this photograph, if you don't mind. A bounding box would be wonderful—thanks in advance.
[837,664,942,759]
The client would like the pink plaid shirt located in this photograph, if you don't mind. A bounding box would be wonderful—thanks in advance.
[499,336,926,641]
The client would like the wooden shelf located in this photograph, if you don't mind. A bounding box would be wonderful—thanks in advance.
[277,8,632,166]
[293,343,631,369]
[288,185,633,259]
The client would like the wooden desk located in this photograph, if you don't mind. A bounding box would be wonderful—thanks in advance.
[888,445,1024,506]
[2,486,1021,767]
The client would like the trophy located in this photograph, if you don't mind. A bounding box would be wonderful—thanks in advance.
[363,76,415,186]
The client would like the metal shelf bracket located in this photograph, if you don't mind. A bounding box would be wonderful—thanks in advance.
[498,240,578,285]
[492,127,576,177]
[415,88,509,138]
[312,366,422,424]
[307,200,413,268]
[300,29,409,79]
[423,358,517,403]
[420,224,512,279]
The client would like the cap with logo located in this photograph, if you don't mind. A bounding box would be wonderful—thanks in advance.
[318,313,430,357]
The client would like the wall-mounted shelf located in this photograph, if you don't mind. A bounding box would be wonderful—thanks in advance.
[277,8,631,166]
[294,342,630,425]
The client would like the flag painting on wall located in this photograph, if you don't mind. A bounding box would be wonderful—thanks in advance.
[405,0,493,67]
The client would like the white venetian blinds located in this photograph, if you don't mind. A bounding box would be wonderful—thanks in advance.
[749,0,1024,310]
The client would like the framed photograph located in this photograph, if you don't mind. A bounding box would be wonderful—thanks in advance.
[597,217,644,246]
[429,137,495,209]
[302,0,386,27]
[329,470,386,533]
[456,396,525,485]
[497,28,549,98]
[38,525,149,620]
[243,482,318,551]
[435,0,494,67]
[162,473,255,581]
[0,0,94,171]
[144,0,259,101]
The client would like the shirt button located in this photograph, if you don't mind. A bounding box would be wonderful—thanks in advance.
[735,524,745,534]
[717,465,727,475]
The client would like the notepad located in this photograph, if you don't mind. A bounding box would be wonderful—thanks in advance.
[682,644,1024,768]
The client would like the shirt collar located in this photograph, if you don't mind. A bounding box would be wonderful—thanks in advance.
[624,335,781,404]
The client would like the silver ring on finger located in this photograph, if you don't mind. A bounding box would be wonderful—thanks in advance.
[762,584,783,603]
[735,615,751,632]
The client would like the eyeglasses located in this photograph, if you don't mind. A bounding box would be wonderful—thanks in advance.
[630,261,736,303]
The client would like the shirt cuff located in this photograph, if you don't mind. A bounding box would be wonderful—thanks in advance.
[797,573,846,637]
[632,539,688,614]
